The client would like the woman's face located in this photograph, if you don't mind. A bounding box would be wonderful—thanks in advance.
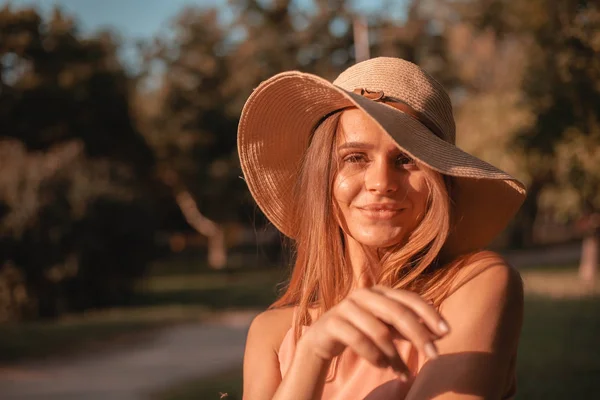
[333,108,430,248]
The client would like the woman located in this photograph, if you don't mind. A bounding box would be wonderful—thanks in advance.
[238,57,526,399]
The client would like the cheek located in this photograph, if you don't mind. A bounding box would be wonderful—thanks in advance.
[333,171,362,207]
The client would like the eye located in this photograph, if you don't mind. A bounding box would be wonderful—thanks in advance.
[343,153,367,164]
[395,153,415,167]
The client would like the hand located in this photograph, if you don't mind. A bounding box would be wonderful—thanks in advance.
[296,286,450,380]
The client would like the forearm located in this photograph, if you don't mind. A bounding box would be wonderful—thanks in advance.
[273,341,331,400]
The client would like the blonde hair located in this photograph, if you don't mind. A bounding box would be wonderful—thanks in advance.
[271,109,466,337]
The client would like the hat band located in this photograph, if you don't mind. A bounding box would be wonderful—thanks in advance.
[353,88,447,142]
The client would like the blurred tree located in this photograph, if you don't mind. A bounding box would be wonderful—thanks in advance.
[136,7,238,269]
[137,1,360,267]
[226,0,355,86]
[136,0,467,269]
[373,0,459,87]
[443,20,537,247]
[456,0,600,278]
[0,6,158,319]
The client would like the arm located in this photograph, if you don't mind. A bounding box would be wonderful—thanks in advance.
[271,341,331,400]
[406,251,524,400]
[242,309,289,400]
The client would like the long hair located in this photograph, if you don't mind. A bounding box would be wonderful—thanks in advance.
[271,109,466,338]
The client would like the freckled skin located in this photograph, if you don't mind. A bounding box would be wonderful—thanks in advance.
[333,109,430,248]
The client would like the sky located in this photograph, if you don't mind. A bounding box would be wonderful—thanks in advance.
[4,0,229,40]
[2,0,407,71]
[3,0,406,36]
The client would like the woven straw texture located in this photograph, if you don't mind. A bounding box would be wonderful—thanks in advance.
[237,57,526,259]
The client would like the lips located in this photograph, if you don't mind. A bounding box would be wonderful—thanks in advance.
[357,204,405,219]
[359,203,404,211]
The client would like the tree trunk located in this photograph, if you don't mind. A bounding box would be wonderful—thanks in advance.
[174,190,227,269]
[353,16,370,62]
[159,168,227,269]
[579,233,598,285]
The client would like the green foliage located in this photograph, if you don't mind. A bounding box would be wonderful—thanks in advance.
[0,5,159,320]
[517,1,600,225]
[141,6,247,224]
[463,0,600,221]
[540,131,600,220]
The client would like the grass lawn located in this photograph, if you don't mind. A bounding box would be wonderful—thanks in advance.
[153,267,600,400]
[517,295,600,399]
[0,305,211,364]
[0,266,284,364]
[133,267,285,310]
[152,369,243,400]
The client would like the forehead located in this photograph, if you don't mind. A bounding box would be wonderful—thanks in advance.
[336,108,399,147]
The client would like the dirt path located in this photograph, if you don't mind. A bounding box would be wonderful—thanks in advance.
[0,311,258,400]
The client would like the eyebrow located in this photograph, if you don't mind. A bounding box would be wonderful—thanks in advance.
[337,141,375,151]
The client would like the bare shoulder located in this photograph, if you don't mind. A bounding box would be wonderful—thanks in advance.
[443,250,524,307]
[247,306,295,353]
[243,306,295,399]
[438,250,524,351]
[407,256,524,397]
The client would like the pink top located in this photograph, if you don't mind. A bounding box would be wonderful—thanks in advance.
[277,320,517,399]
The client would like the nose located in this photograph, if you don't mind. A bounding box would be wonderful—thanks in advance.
[364,158,400,194]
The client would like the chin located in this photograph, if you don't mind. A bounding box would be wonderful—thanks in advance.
[351,230,406,248]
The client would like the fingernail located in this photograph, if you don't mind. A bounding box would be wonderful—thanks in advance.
[397,372,409,382]
[438,320,449,334]
[424,342,438,360]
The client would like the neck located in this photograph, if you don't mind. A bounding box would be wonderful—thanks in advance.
[344,234,380,289]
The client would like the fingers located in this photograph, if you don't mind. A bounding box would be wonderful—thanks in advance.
[336,299,409,376]
[371,286,450,336]
[348,288,449,361]
[307,286,450,380]
[324,314,409,379]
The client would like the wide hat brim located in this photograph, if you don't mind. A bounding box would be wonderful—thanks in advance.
[238,71,526,260]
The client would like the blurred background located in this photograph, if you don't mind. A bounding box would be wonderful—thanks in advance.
[0,0,598,399]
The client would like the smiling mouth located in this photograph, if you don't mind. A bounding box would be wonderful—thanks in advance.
[357,208,405,219]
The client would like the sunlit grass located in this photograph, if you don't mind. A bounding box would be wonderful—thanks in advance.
[136,268,285,293]
[517,295,600,399]
[130,267,284,310]
[521,268,600,298]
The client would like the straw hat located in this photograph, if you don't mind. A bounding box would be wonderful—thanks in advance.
[238,57,526,259]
